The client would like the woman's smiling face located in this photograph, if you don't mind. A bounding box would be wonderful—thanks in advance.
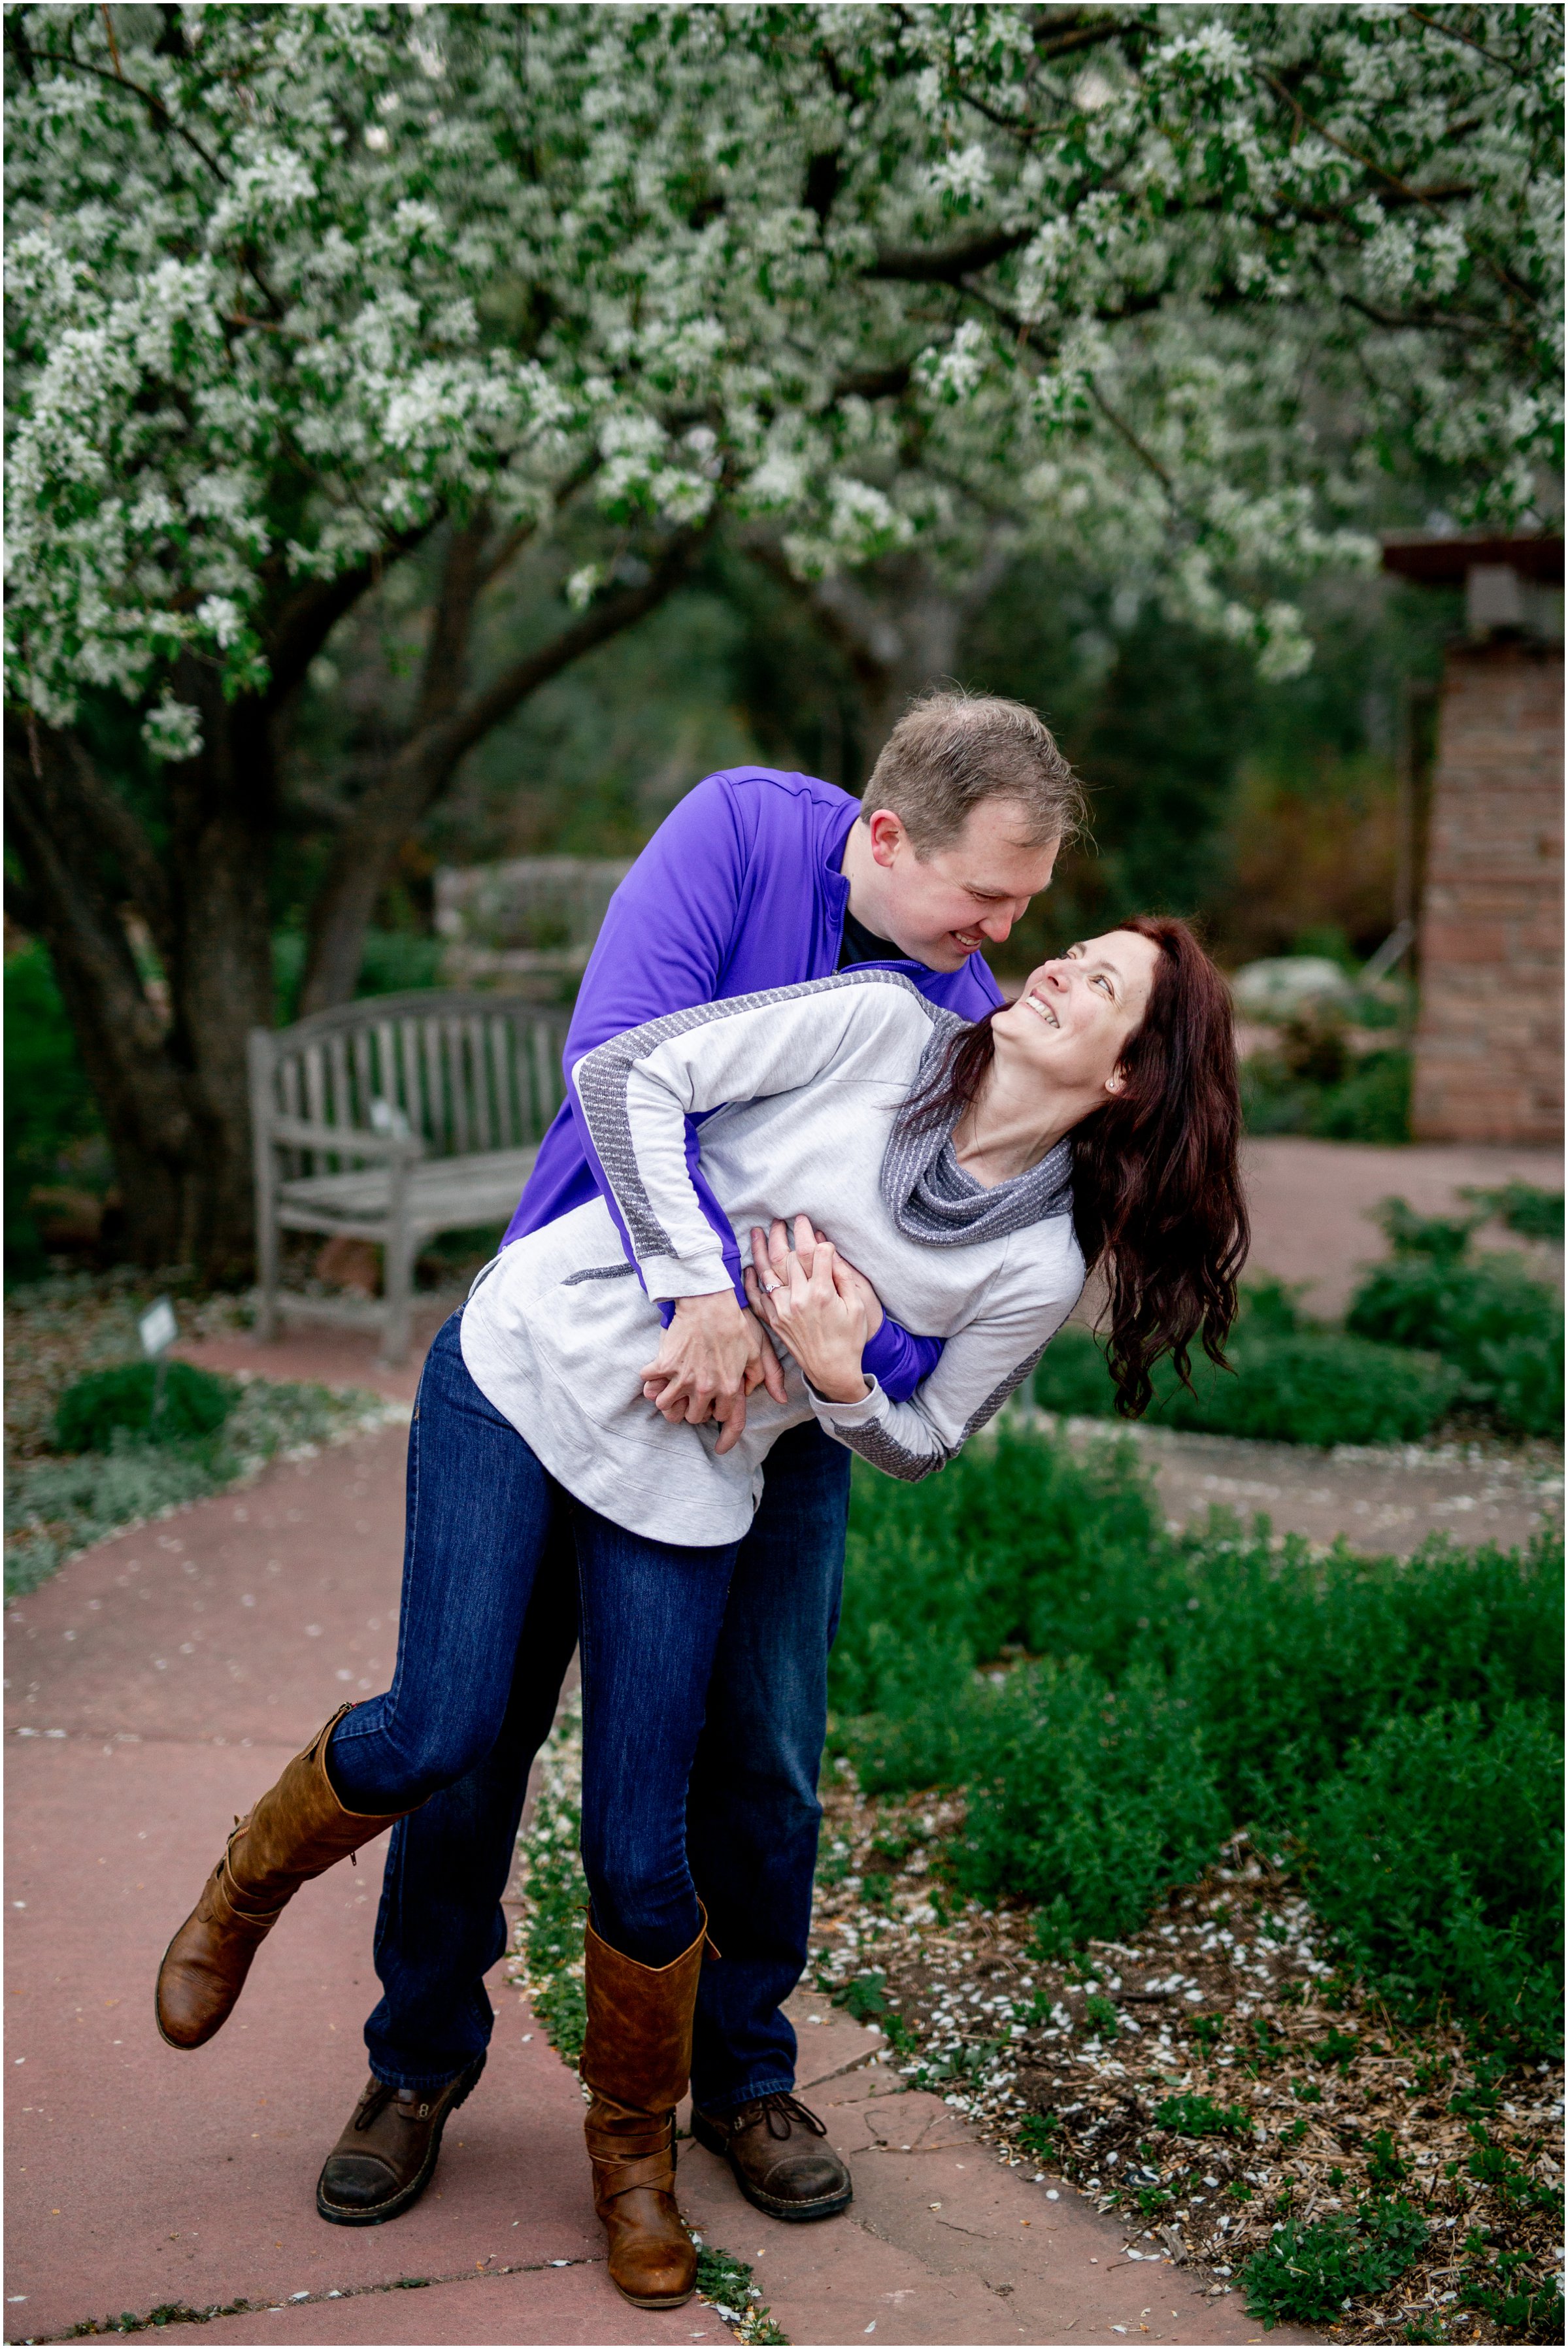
[992,928,1161,1097]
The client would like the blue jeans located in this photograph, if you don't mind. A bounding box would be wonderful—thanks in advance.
[329,1314,849,2109]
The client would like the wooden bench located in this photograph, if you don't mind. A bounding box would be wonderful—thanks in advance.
[249,991,571,1364]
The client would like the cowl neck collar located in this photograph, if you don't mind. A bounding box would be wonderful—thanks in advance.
[880,1027,1076,1247]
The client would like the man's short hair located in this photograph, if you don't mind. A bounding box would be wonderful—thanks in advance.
[863,687,1086,856]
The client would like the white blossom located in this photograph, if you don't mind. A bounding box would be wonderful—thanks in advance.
[142,694,204,763]
[3,1,1555,731]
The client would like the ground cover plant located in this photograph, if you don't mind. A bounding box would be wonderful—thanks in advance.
[1035,1198,1565,1445]
[802,1809,1563,2346]
[4,1275,393,1598]
[512,1715,1564,2346]
[833,1427,1563,2058]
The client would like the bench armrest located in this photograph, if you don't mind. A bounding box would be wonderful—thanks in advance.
[265,1117,426,1162]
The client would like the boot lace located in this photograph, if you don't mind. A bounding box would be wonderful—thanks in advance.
[354,2082,399,2132]
[744,2093,827,2142]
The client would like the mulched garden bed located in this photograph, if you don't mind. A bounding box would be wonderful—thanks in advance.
[809,1773,1564,2344]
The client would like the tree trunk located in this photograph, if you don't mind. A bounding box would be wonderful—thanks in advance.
[6,677,276,1281]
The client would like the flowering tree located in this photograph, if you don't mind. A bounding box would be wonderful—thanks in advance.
[6,3,1558,1273]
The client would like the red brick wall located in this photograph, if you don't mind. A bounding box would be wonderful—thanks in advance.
[1412,640,1563,1144]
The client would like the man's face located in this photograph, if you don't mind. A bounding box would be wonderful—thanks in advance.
[870,798,1059,972]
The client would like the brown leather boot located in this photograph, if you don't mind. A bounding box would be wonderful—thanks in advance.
[580,1913,707,2310]
[156,1705,410,2051]
[316,2057,485,2225]
[692,2093,852,2220]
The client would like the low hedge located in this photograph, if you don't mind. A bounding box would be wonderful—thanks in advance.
[1033,1317,1459,1445]
[1346,1201,1563,1438]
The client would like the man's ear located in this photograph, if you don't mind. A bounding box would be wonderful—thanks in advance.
[863,808,907,868]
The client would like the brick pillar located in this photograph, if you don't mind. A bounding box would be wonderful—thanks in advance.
[1411,639,1564,1143]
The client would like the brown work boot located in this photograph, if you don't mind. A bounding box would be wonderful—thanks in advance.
[581,1913,707,2310]
[156,1705,411,2052]
[692,2093,852,2220]
[316,2057,486,2226]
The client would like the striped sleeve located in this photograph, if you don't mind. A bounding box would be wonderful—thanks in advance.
[568,973,939,1303]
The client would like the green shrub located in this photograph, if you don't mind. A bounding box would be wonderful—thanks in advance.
[53,1360,239,1453]
[1164,1535,1562,1825]
[1027,1325,1116,1419]
[1149,1329,1458,1445]
[1033,1307,1460,1445]
[1347,1201,1563,1437]
[1301,1702,1563,2058]
[954,1658,1227,1945]
[835,1425,1167,1728]
[1243,2199,1428,2328]
[1241,1045,1411,1144]
[1461,1180,1565,1243]
[1309,1049,1411,1144]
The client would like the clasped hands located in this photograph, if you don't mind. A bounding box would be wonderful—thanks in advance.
[639,1215,881,1454]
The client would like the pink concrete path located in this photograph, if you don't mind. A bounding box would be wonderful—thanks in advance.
[3,1418,1301,2347]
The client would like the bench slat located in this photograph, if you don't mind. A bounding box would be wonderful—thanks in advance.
[277,1146,539,1237]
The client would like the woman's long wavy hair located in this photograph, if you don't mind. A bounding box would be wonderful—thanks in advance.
[901,916,1248,1417]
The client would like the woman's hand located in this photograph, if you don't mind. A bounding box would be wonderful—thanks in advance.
[743,1217,872,1406]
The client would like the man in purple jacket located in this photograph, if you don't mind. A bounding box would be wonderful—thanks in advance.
[325,693,1081,2230]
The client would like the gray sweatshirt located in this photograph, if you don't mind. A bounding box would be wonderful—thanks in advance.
[459,971,1086,1543]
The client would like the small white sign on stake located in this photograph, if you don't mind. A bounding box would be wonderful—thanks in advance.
[138,1298,178,1360]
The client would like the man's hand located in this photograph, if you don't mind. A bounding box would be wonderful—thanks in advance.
[639,1290,787,1456]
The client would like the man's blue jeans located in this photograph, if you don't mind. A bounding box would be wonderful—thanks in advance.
[327,1313,849,2110]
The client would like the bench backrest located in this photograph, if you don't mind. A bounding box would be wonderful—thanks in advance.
[251,991,572,1172]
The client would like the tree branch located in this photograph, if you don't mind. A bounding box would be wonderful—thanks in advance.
[409,511,492,739]
[868,226,1036,283]
[297,530,707,1013]
[261,518,439,709]
[35,46,229,182]
[446,531,708,767]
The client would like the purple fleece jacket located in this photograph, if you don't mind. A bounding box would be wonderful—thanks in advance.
[500,766,1005,1399]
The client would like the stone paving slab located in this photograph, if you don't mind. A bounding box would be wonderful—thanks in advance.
[3,1737,610,2340]
[142,2270,733,2344]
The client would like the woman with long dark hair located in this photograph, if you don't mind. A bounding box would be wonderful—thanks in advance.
[156,920,1245,2311]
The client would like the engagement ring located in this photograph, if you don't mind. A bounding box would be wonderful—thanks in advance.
[761,1278,784,1294]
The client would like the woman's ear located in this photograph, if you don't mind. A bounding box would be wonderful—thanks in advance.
[1105,1064,1126,1095]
